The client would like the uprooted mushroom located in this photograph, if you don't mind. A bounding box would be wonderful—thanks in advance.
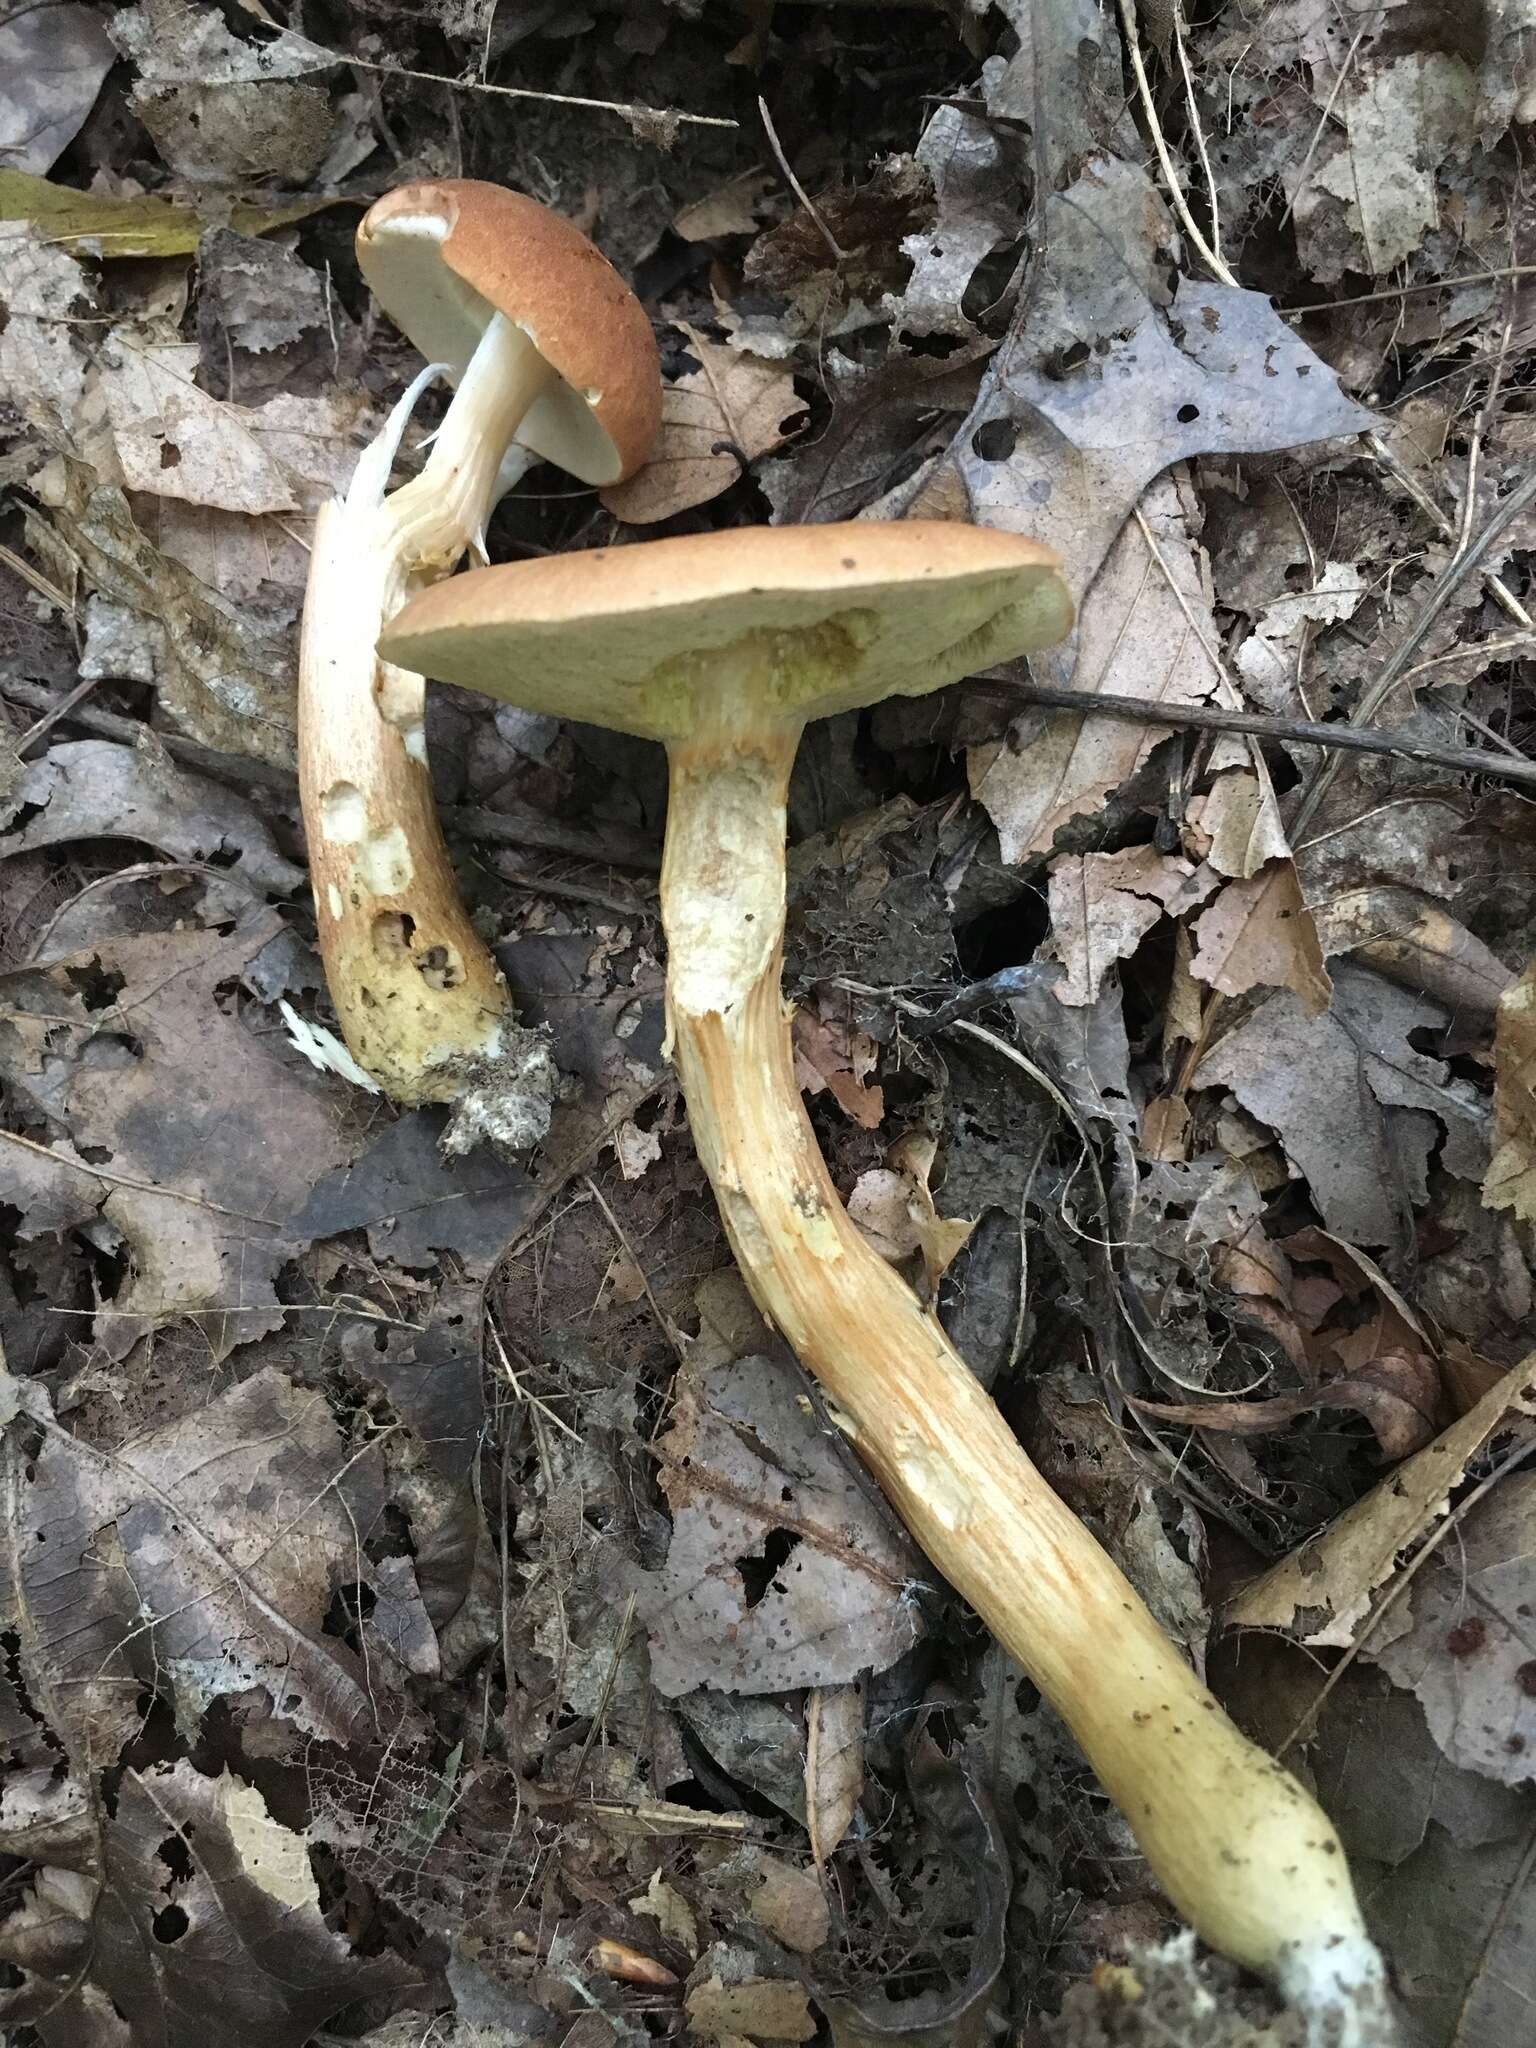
[381,521,1394,2045]
[299,178,659,1149]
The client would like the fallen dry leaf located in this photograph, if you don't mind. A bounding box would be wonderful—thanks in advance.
[0,737,302,896]
[0,911,350,1357]
[1045,845,1205,1005]
[902,161,1372,608]
[28,473,299,765]
[1485,958,1536,1223]
[0,3,115,175]
[968,477,1224,862]
[635,1350,920,1696]
[0,1758,409,2042]
[1190,859,1332,1014]
[1195,965,1488,1255]
[1314,887,1514,1022]
[1292,53,1475,280]
[602,325,806,523]
[687,1974,817,2046]
[1134,1350,1441,1462]
[847,1131,974,1297]
[887,96,1024,338]
[792,1001,884,1128]
[1226,1350,1536,1643]
[806,1679,864,1867]
[1370,1472,1536,1787]
[0,1367,411,1758]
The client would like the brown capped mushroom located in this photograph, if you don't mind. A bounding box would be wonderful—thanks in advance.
[298,179,659,1148]
[380,522,1391,2039]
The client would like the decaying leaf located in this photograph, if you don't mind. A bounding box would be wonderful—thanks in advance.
[0,3,116,175]
[0,739,302,896]
[0,225,94,435]
[1133,1350,1441,1463]
[900,162,1373,609]
[602,325,807,523]
[848,1131,975,1296]
[806,1679,864,1867]
[113,0,338,185]
[28,473,299,765]
[967,478,1225,862]
[1292,55,1477,280]
[0,168,331,258]
[1485,959,1536,1223]
[635,1347,920,1696]
[1044,845,1204,1005]
[688,1972,817,2046]
[887,96,1025,338]
[0,913,350,1357]
[1196,965,1489,1256]
[0,1368,412,1758]
[1314,888,1514,1021]
[80,332,361,515]
[0,1760,410,2042]
[793,1000,884,1128]
[1189,860,1331,1014]
[1226,1350,1536,1644]
[1369,1472,1536,1787]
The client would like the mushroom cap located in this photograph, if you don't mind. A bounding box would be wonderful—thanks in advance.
[380,522,1073,744]
[357,179,660,486]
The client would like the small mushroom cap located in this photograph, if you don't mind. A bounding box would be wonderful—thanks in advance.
[380,522,1073,744]
[357,179,660,485]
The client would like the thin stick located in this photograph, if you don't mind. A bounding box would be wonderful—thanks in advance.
[12,672,102,756]
[1291,265,1536,312]
[1171,4,1224,268]
[1364,431,1532,630]
[1288,463,1536,836]
[1116,0,1238,287]
[976,675,1536,790]
[757,96,845,261]
[339,51,736,131]
[1279,26,1366,231]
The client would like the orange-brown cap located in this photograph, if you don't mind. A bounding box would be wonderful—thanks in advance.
[380,521,1073,742]
[357,179,660,486]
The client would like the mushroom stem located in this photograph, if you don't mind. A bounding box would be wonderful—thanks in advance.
[297,315,556,1129]
[659,709,1389,2039]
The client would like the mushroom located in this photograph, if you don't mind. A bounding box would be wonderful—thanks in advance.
[380,522,1390,2038]
[299,179,659,1147]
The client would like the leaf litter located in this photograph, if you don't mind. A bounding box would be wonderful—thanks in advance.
[1,3,1536,2044]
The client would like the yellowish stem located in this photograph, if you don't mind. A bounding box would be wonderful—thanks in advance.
[298,319,556,1118]
[660,713,1388,2033]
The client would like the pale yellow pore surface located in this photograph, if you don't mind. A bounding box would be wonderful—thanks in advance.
[662,733,1373,1986]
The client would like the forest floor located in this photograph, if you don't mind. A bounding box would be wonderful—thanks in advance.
[1,4,1534,2046]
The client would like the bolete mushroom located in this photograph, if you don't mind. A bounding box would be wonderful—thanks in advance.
[381,522,1390,2036]
[299,179,659,1147]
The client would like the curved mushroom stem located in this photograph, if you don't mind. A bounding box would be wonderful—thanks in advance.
[298,316,558,1141]
[659,708,1392,2042]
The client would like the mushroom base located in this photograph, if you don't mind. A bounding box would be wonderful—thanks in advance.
[299,497,542,1117]
[660,724,1389,2034]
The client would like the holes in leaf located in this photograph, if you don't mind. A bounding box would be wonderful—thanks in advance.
[1176,402,1200,424]
[152,1904,189,1944]
[971,418,1016,462]
[736,1527,801,1609]
[322,1580,377,1651]
[64,959,126,1011]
